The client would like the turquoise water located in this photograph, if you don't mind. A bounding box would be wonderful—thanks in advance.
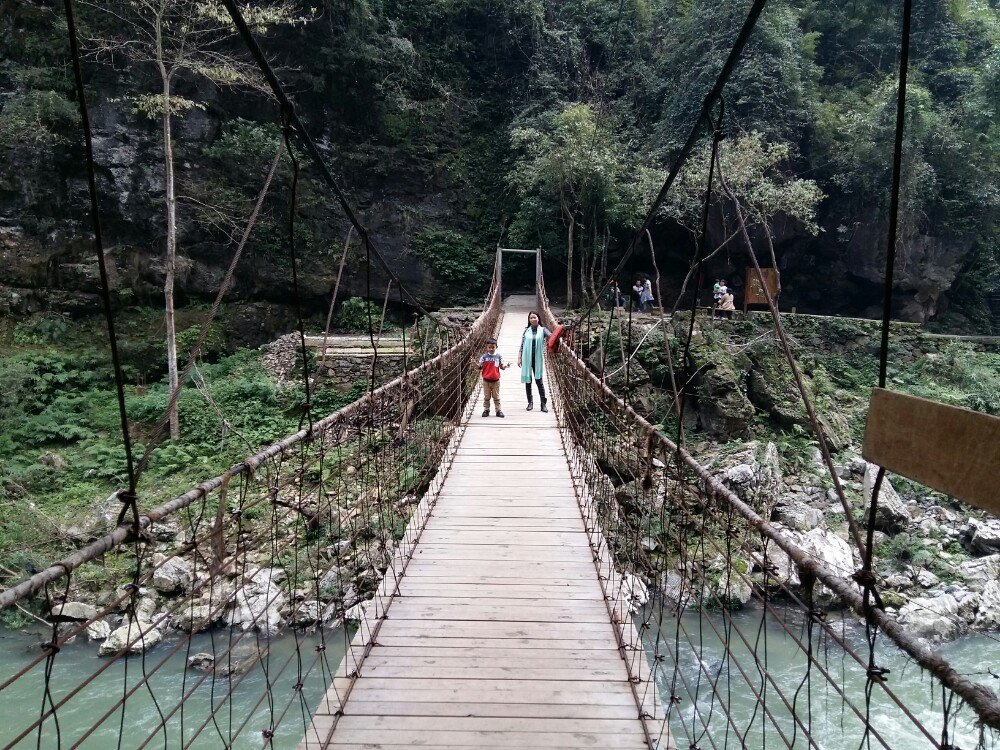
[643,607,1000,749]
[0,626,348,750]
[1,612,996,749]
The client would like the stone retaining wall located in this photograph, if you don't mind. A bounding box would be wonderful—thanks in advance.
[318,354,407,391]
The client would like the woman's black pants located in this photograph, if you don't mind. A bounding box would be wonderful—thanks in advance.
[525,379,546,404]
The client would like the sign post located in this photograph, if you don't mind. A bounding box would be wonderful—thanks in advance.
[743,268,779,313]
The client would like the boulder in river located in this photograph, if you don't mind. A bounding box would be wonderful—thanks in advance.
[50,601,98,623]
[772,498,824,531]
[171,603,218,633]
[896,593,962,643]
[615,572,649,613]
[151,555,193,594]
[768,526,856,604]
[98,619,163,656]
[291,599,322,627]
[958,554,1000,591]
[228,567,287,637]
[973,581,1000,630]
[86,620,111,642]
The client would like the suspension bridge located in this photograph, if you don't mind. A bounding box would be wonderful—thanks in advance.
[300,294,659,749]
[2,260,998,749]
[3,0,1000,747]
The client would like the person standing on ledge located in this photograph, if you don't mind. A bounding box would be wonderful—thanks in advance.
[518,311,551,412]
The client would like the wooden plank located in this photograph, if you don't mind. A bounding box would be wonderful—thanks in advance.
[327,728,646,747]
[403,548,592,562]
[353,657,628,673]
[384,592,608,622]
[345,665,626,681]
[339,701,640,720]
[423,524,586,533]
[863,387,1000,515]
[415,533,590,544]
[417,531,589,544]
[376,621,618,639]
[327,746,642,750]
[450,455,566,463]
[371,635,624,650]
[359,647,627,662]
[393,592,602,603]
[334,715,647,735]
[425,516,584,526]
[402,560,598,573]
[384,604,612,624]
[342,679,639,704]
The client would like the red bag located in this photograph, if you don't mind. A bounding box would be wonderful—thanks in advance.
[547,324,565,352]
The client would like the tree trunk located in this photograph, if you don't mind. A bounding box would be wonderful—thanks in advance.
[648,229,681,416]
[579,215,587,306]
[319,226,354,370]
[600,225,608,282]
[762,222,781,297]
[561,194,574,309]
[162,75,180,440]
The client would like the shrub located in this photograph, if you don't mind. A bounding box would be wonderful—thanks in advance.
[410,228,490,293]
[333,297,394,333]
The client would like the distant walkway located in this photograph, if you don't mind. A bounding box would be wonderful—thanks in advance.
[301,295,656,749]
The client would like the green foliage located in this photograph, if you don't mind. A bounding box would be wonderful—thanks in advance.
[0,89,77,151]
[202,120,284,177]
[11,313,71,346]
[0,339,366,579]
[890,343,1000,415]
[410,228,490,293]
[876,532,961,583]
[175,322,227,362]
[646,131,825,238]
[332,297,396,333]
[508,102,640,302]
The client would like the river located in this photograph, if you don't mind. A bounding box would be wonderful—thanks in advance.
[0,626,348,750]
[0,613,996,749]
[643,607,999,749]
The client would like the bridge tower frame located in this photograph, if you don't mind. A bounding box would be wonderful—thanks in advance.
[497,246,542,298]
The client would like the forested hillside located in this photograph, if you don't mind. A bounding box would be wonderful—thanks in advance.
[2,0,998,330]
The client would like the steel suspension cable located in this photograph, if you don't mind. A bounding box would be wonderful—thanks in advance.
[62,0,136,494]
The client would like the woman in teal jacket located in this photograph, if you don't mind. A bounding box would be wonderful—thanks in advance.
[517,311,552,411]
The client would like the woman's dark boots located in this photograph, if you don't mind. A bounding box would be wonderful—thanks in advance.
[525,381,548,411]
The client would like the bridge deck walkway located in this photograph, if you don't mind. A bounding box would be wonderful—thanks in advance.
[300,296,654,749]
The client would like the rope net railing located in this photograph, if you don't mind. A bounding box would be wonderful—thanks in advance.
[536,277,1000,750]
[0,0,506,744]
[0,266,501,750]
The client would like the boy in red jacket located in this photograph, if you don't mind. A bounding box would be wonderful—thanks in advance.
[475,337,509,417]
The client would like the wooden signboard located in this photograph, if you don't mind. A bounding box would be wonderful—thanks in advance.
[862,388,1000,516]
[744,268,779,313]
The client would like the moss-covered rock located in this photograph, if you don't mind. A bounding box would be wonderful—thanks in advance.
[686,330,755,440]
[746,343,852,451]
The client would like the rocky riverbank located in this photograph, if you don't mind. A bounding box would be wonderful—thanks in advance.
[41,505,399,662]
[3,322,456,657]
[698,440,1000,643]
[587,311,1000,644]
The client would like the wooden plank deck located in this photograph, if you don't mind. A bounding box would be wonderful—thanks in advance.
[300,296,660,750]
